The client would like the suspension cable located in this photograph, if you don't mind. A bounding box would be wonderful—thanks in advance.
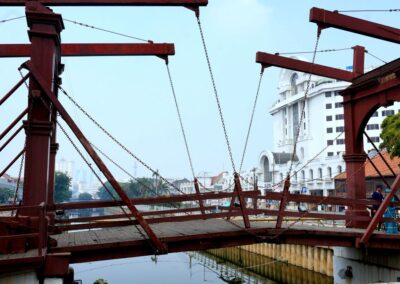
[337,9,400,13]
[196,16,236,173]
[0,15,25,24]
[91,142,186,196]
[239,69,264,173]
[57,85,183,194]
[165,63,196,179]
[365,50,387,64]
[287,32,321,177]
[57,119,151,245]
[275,47,351,56]
[63,18,150,43]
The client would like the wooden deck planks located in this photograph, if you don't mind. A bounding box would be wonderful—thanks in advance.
[51,218,400,251]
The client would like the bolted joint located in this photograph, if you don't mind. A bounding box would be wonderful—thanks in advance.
[30,89,41,99]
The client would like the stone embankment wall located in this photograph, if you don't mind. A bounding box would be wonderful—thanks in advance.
[239,243,333,277]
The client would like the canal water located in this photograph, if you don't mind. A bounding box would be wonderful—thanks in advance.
[72,247,333,283]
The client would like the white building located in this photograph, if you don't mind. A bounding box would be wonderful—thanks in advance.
[258,62,400,197]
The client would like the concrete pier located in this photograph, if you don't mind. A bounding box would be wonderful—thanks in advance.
[333,247,400,283]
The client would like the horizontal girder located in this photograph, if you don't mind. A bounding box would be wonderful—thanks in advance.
[0,0,207,6]
[0,43,175,57]
[310,7,400,44]
[256,51,354,82]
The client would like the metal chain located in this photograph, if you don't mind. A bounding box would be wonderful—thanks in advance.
[196,16,237,173]
[276,47,351,55]
[165,63,196,179]
[56,119,150,243]
[91,142,186,196]
[12,147,25,206]
[0,15,25,24]
[365,50,387,64]
[91,142,195,215]
[63,18,150,43]
[57,85,183,194]
[239,70,264,173]
[287,33,321,176]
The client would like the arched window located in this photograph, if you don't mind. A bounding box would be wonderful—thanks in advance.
[294,171,298,182]
[337,165,342,174]
[263,157,272,182]
[301,170,305,181]
[309,169,314,181]
[300,147,305,160]
[291,73,299,95]
[327,167,332,178]
[318,168,323,179]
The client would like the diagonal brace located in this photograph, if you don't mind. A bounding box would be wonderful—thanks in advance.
[23,61,166,254]
[360,174,400,245]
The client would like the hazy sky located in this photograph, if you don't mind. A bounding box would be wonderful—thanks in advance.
[1,0,399,181]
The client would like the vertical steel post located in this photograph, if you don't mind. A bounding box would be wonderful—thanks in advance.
[276,176,290,229]
[194,178,205,217]
[233,173,250,228]
[22,2,63,223]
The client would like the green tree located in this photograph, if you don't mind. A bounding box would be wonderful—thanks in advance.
[78,192,93,201]
[380,112,400,158]
[93,279,108,284]
[0,188,14,204]
[54,171,72,203]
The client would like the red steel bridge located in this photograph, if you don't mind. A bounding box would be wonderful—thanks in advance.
[0,1,399,280]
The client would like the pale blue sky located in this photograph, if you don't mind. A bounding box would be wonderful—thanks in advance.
[1,0,399,181]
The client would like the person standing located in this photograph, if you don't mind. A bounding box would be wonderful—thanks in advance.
[371,184,384,230]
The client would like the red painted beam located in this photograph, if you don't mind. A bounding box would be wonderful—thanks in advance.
[0,0,207,6]
[25,61,166,254]
[256,52,354,82]
[0,43,175,57]
[310,7,400,44]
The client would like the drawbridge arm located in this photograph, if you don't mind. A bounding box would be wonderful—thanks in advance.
[0,43,175,57]
[0,0,207,6]
[310,7,400,44]
[256,52,354,82]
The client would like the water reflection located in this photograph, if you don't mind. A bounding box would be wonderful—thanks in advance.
[72,247,333,284]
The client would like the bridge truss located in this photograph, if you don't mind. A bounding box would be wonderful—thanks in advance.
[0,2,399,281]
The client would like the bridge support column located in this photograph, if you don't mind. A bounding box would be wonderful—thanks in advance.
[333,247,400,283]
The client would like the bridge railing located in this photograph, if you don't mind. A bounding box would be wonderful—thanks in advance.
[0,202,46,256]
[51,189,399,232]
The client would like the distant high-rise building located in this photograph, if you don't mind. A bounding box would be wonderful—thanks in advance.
[55,158,74,178]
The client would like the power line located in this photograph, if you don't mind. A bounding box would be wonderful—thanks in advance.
[0,15,25,24]
[63,18,151,43]
[275,47,351,56]
[337,9,400,13]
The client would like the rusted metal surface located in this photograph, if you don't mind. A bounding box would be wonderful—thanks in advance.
[256,52,354,81]
[310,7,400,44]
[0,43,175,57]
[0,0,208,6]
